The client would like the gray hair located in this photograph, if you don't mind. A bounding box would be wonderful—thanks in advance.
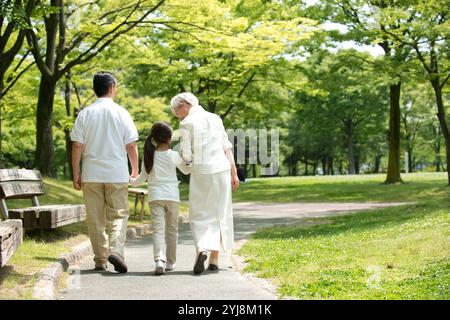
[170,92,199,115]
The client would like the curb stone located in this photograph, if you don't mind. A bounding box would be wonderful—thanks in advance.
[33,223,151,300]
[32,241,93,300]
[231,239,280,299]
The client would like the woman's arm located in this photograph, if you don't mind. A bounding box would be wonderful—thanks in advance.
[222,124,239,191]
[225,147,239,191]
[179,123,192,164]
[172,151,191,175]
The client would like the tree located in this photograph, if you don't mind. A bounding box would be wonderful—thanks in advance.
[123,0,316,120]
[25,0,165,177]
[311,0,417,182]
[286,50,388,176]
[400,82,436,172]
[375,0,450,184]
[0,0,35,166]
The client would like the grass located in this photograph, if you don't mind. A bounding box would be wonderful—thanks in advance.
[1,172,448,299]
[237,173,450,299]
[227,173,448,203]
[0,179,159,300]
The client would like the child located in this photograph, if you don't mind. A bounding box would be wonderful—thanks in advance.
[130,121,190,275]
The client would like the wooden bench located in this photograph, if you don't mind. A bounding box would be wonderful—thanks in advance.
[128,187,148,222]
[0,169,86,229]
[0,219,23,267]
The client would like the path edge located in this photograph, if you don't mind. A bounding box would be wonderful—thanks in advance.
[32,224,151,300]
[231,239,282,300]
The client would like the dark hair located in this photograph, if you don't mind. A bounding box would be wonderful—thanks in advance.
[93,71,117,97]
[143,121,173,174]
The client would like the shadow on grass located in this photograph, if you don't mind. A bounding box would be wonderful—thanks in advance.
[250,201,442,240]
[0,265,34,287]
[23,221,88,243]
[232,179,449,203]
[34,257,60,263]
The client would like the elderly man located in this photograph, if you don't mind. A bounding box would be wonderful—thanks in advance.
[171,92,239,275]
[71,71,139,273]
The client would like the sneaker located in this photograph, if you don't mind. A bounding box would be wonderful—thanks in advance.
[155,259,165,275]
[108,254,128,274]
[166,262,176,271]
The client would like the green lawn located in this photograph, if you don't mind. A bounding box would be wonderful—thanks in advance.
[237,173,450,299]
[1,173,448,299]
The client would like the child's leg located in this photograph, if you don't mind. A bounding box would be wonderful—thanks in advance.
[150,201,166,262]
[164,201,179,265]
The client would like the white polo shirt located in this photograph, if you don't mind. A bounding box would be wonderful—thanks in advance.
[70,97,138,183]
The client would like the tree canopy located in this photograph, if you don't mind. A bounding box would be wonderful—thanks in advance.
[0,0,448,184]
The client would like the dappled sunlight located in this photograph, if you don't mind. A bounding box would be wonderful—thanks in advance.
[230,173,449,204]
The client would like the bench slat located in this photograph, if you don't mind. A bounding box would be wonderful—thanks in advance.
[0,169,42,182]
[128,188,148,195]
[9,205,86,229]
[0,220,23,267]
[42,214,86,229]
[0,181,46,199]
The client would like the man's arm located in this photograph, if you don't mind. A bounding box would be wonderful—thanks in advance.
[126,142,139,178]
[72,142,83,190]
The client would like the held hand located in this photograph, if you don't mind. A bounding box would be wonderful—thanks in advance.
[231,173,240,192]
[72,174,82,191]
[130,171,139,179]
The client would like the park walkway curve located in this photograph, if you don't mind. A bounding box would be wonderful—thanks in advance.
[59,201,408,300]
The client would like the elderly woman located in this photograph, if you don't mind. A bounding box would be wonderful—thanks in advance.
[170,92,239,275]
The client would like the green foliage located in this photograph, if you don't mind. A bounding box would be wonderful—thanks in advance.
[283,50,389,174]
[0,0,447,177]
[1,64,39,168]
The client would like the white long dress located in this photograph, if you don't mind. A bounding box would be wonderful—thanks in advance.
[180,105,234,252]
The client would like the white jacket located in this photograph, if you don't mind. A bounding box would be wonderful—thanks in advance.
[180,105,232,175]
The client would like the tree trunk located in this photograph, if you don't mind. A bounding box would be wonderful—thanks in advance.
[328,157,334,175]
[374,155,381,173]
[355,153,360,174]
[385,82,403,183]
[431,80,450,185]
[347,130,356,174]
[321,157,327,175]
[435,132,442,172]
[252,164,256,178]
[304,152,308,175]
[338,160,343,175]
[34,76,57,177]
[64,129,72,178]
[407,148,414,173]
[64,75,73,178]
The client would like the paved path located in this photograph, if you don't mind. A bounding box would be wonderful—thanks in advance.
[60,201,407,300]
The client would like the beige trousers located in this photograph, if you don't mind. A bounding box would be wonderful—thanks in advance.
[82,183,129,264]
[150,200,179,264]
